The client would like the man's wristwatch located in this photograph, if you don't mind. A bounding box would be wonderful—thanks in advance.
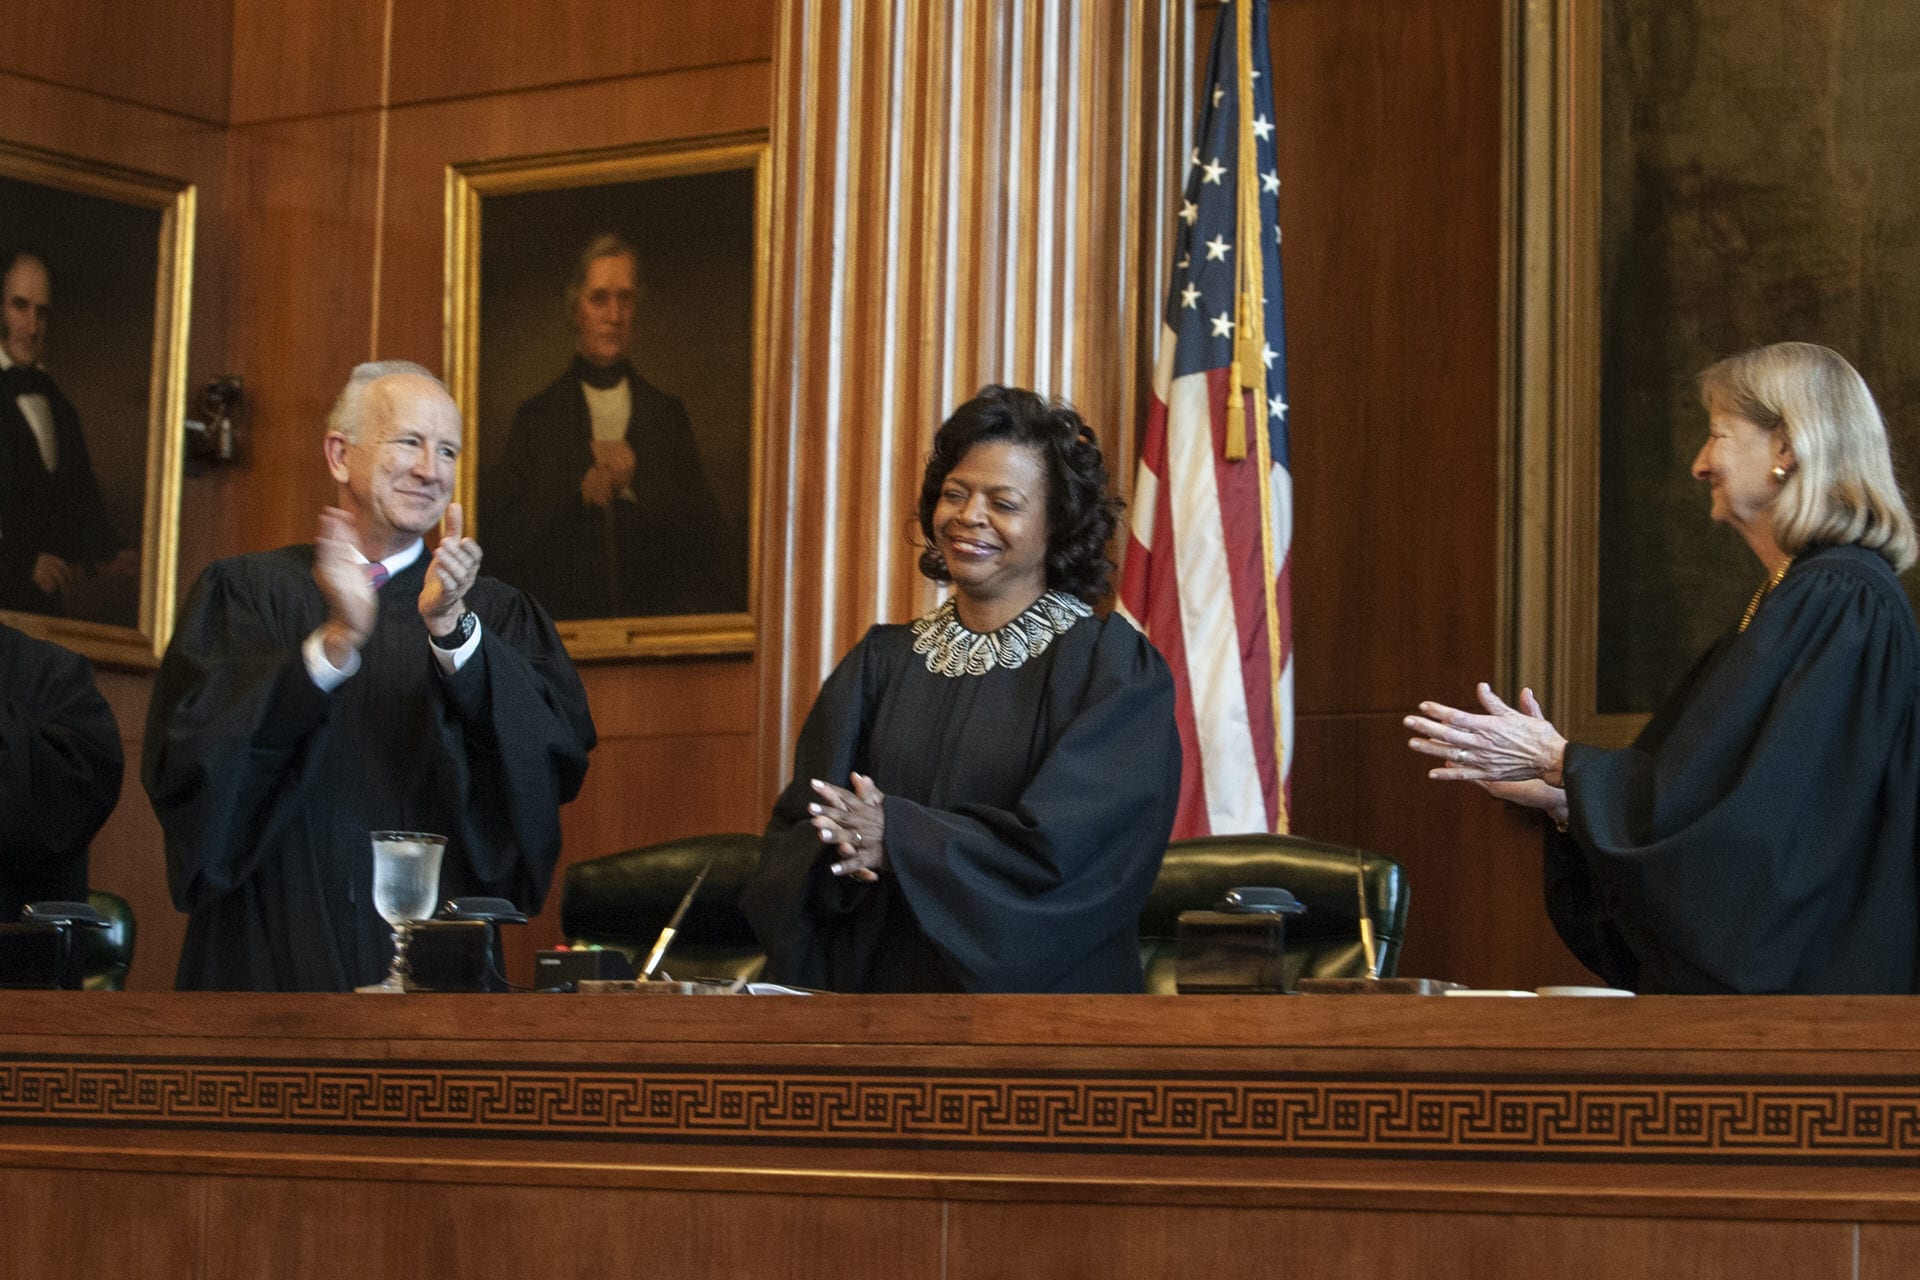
[430,609,478,651]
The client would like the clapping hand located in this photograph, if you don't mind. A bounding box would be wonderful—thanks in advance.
[809,772,888,881]
[419,502,481,639]
[314,506,376,665]
[1405,682,1568,786]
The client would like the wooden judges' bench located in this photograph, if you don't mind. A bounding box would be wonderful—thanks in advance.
[2,993,1918,1279]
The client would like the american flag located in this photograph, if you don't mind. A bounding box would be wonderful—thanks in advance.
[1116,0,1292,836]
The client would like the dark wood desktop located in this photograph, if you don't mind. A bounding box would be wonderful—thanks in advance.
[2,992,1917,1279]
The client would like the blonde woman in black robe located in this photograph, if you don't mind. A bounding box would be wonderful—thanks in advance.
[1408,342,1920,994]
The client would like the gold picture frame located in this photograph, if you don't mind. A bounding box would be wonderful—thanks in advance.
[0,139,194,669]
[1503,0,1637,747]
[446,134,768,661]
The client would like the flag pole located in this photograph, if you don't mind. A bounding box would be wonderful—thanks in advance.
[1232,0,1289,830]
[1227,0,1262,462]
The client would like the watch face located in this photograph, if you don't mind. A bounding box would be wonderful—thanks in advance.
[434,612,476,649]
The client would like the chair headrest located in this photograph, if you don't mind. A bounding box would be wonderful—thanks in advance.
[562,833,764,946]
[1141,834,1407,941]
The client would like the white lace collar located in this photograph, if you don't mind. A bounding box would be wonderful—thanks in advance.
[909,590,1092,677]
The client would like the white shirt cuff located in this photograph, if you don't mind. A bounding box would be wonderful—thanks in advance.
[302,627,360,691]
[431,615,483,674]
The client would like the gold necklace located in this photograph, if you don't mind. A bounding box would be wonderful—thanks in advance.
[1737,556,1794,633]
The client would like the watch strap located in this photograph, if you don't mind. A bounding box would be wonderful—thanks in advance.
[430,609,478,651]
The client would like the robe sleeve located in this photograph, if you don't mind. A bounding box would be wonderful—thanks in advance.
[1541,828,1638,990]
[1563,556,1920,992]
[142,558,333,912]
[882,623,1180,990]
[434,586,595,912]
[740,632,879,989]
[0,640,122,876]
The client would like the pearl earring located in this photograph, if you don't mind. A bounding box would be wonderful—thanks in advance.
[1770,465,1790,482]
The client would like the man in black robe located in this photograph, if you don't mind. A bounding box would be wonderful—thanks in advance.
[484,233,743,620]
[0,621,122,922]
[143,362,596,991]
[0,251,125,616]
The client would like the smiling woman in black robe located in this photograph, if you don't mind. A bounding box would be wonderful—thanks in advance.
[740,386,1181,993]
[1407,343,1920,994]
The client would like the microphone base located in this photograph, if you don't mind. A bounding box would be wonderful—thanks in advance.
[575,978,743,995]
[1293,976,1465,995]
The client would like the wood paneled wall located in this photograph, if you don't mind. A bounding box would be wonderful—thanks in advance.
[1,1,233,125]
[9,0,1589,992]
[1251,0,1589,985]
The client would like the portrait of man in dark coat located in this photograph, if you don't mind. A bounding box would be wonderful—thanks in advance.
[485,233,745,621]
[0,250,131,617]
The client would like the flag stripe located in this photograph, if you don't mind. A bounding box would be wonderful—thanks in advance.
[1205,369,1280,831]
[1165,369,1266,832]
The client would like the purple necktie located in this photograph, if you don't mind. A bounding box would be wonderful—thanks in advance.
[367,562,390,590]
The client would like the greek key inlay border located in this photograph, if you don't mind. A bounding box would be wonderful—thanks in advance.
[3,1057,1917,1163]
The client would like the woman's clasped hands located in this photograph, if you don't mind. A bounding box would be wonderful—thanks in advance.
[809,773,888,881]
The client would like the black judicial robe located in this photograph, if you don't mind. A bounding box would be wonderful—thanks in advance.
[0,623,122,922]
[1550,543,1920,994]
[741,608,1182,993]
[143,548,596,991]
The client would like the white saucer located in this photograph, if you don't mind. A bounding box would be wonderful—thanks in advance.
[1535,985,1635,997]
[1441,989,1538,997]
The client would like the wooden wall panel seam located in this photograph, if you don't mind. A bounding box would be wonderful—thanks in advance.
[0,68,227,128]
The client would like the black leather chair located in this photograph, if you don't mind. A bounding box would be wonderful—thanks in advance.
[560,833,767,981]
[1137,834,1408,994]
[561,830,1408,993]
[82,889,136,992]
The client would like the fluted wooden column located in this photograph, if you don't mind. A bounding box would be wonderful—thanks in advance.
[756,0,1193,796]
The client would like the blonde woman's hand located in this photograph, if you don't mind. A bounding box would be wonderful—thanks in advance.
[1405,682,1567,785]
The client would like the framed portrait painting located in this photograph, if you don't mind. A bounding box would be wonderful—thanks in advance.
[1505,0,1920,746]
[0,139,193,667]
[446,134,768,660]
